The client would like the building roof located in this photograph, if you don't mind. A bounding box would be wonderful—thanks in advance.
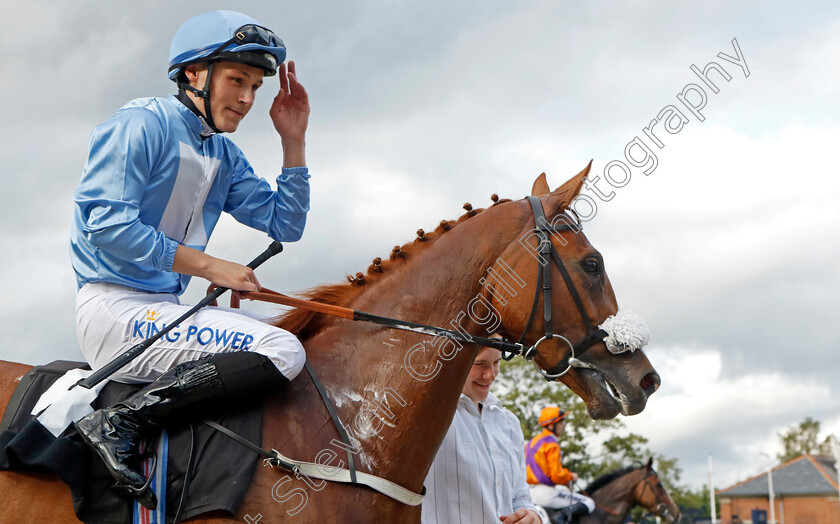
[718,455,839,497]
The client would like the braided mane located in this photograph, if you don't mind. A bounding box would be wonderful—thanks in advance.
[271,197,511,338]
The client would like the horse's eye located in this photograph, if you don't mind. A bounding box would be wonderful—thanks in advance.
[583,258,600,274]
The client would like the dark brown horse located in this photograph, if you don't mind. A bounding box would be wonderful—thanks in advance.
[0,166,661,522]
[578,459,681,524]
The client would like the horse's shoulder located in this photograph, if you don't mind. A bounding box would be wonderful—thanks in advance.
[0,360,34,411]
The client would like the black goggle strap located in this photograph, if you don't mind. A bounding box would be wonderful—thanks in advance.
[210,25,282,58]
[233,24,281,46]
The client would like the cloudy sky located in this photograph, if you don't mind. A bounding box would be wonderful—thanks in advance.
[2,0,838,494]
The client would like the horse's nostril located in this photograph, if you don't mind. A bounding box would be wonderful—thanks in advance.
[640,372,660,395]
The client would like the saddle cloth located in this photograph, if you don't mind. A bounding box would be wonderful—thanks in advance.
[0,360,262,524]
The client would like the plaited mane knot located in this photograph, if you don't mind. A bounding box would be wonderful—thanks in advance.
[347,272,366,285]
[463,202,476,217]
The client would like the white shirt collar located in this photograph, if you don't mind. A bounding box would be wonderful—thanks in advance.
[458,392,502,414]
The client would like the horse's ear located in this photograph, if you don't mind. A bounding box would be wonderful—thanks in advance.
[531,172,550,197]
[551,160,592,201]
[543,160,593,215]
[646,457,654,470]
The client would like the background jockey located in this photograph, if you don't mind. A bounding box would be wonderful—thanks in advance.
[70,10,310,510]
[525,406,595,519]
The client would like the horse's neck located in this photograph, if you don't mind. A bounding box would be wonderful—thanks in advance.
[299,217,518,489]
[590,471,642,524]
[352,229,496,319]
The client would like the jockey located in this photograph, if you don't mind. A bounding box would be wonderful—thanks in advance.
[525,406,595,519]
[70,10,310,510]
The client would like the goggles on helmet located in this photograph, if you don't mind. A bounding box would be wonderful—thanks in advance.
[211,24,284,57]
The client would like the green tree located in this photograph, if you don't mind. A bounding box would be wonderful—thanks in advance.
[495,357,718,522]
[497,358,663,481]
[777,417,836,462]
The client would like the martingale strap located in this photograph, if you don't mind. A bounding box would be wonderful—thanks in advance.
[302,360,356,484]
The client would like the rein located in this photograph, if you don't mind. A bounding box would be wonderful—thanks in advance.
[231,288,529,358]
[230,197,607,380]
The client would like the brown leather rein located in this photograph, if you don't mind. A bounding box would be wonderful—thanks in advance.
[212,286,529,356]
[215,197,608,380]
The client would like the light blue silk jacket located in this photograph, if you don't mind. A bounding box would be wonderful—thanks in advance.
[70,94,310,294]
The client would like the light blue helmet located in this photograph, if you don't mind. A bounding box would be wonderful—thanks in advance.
[168,10,286,81]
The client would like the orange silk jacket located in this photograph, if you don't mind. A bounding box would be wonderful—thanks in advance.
[524,429,574,486]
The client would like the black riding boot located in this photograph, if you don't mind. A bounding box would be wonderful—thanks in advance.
[75,352,288,510]
[549,503,591,524]
[568,502,590,516]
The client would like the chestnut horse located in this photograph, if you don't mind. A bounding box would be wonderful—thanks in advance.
[0,166,661,523]
[578,459,681,524]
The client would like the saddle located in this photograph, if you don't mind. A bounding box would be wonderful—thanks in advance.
[0,360,263,524]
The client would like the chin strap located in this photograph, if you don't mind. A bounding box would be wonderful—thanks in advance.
[176,62,222,136]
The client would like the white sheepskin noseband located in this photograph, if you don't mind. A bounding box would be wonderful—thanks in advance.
[598,310,649,354]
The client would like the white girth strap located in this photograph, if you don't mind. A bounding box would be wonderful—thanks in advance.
[265,447,425,506]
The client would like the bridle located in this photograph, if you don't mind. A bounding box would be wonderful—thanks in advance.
[513,196,608,379]
[636,470,678,523]
[592,467,678,522]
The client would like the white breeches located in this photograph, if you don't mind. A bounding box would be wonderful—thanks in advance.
[530,484,596,513]
[76,282,305,384]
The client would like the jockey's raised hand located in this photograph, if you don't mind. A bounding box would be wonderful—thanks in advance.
[271,60,309,168]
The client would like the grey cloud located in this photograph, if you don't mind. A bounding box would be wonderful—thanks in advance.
[2,0,839,493]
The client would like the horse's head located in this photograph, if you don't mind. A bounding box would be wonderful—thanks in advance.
[488,163,660,419]
[637,458,681,523]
